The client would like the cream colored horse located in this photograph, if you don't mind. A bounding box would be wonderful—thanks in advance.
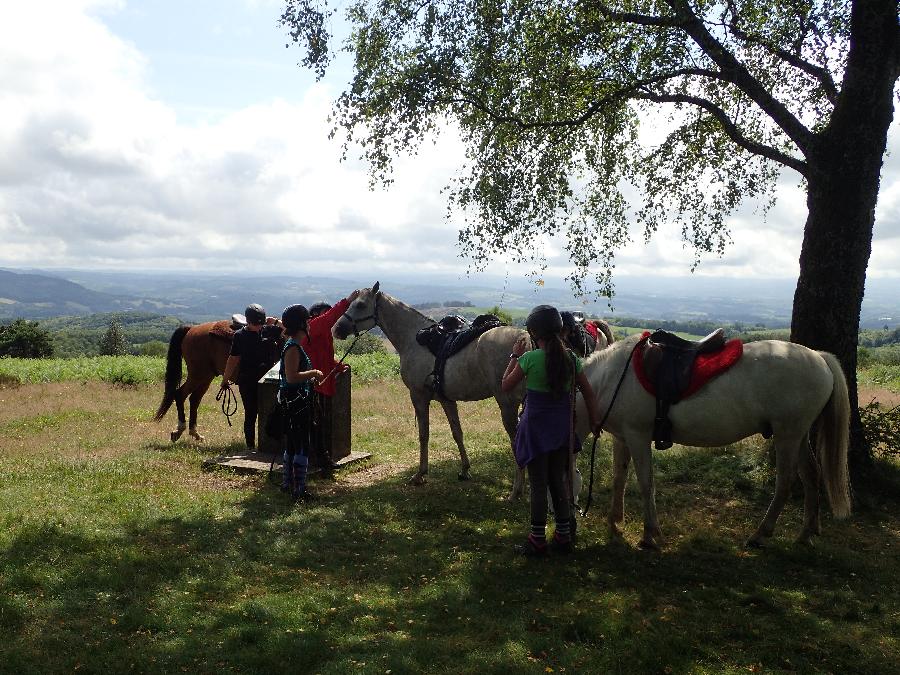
[576,334,851,549]
[333,283,529,494]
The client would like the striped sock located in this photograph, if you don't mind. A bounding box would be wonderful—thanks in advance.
[530,522,547,544]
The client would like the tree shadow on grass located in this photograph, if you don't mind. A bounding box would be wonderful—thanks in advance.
[1,448,898,674]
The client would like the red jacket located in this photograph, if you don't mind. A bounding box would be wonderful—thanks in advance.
[301,297,350,398]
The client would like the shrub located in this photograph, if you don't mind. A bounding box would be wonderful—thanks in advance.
[138,340,168,358]
[334,332,388,356]
[0,319,54,358]
[860,401,900,458]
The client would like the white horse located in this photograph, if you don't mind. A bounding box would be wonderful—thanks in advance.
[333,283,530,495]
[576,334,851,549]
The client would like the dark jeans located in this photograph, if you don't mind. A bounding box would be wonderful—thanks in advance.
[312,393,334,465]
[237,380,259,449]
[526,447,572,527]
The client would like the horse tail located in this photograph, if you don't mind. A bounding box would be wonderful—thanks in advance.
[153,325,190,422]
[594,320,615,348]
[815,351,851,519]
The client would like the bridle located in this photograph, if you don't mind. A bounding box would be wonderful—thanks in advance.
[340,292,380,337]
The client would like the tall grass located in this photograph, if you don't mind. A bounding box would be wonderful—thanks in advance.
[0,355,166,386]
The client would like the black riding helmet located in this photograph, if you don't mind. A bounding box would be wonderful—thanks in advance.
[309,301,332,318]
[245,303,266,326]
[281,304,310,335]
[525,304,563,339]
[560,311,580,333]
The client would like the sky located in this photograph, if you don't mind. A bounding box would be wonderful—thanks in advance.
[0,0,898,292]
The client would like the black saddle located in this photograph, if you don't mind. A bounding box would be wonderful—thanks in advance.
[416,314,505,398]
[642,329,727,450]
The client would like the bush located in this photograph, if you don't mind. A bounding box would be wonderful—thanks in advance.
[860,401,900,458]
[0,319,54,358]
[345,352,400,383]
[137,340,168,358]
[334,332,388,356]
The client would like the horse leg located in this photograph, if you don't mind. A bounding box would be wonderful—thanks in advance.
[796,433,822,544]
[747,432,803,548]
[499,401,524,501]
[409,393,431,485]
[608,435,631,538]
[187,378,213,443]
[170,382,190,442]
[625,433,663,550]
[439,400,471,480]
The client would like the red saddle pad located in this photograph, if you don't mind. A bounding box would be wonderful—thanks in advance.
[633,331,744,399]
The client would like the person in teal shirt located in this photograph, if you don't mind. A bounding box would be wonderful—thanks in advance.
[279,304,323,501]
[502,305,600,556]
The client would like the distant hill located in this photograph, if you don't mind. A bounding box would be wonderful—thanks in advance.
[2,267,898,329]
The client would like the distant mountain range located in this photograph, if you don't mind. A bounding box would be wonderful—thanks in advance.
[1,267,898,328]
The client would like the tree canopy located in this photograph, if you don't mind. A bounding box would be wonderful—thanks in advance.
[282,0,893,292]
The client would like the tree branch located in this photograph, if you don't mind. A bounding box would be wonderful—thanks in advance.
[724,0,839,103]
[634,91,807,175]
[580,0,683,28]
[665,0,815,155]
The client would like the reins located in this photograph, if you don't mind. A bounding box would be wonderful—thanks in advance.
[581,335,648,516]
[215,384,238,427]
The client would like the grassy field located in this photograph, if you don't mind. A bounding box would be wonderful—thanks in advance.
[2,365,900,675]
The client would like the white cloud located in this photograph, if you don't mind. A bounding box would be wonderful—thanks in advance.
[0,1,896,287]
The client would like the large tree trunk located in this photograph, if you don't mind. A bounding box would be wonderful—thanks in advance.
[791,0,898,476]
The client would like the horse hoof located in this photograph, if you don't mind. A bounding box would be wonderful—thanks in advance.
[409,473,427,486]
[190,433,205,443]
[608,523,623,539]
[458,471,471,481]
[170,431,181,443]
[638,539,660,551]
[745,537,765,549]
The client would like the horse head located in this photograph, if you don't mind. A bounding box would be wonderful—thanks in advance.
[333,282,380,340]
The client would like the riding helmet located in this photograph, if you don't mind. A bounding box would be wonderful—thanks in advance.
[560,311,580,333]
[525,305,563,338]
[309,301,332,318]
[244,303,267,326]
[281,304,310,334]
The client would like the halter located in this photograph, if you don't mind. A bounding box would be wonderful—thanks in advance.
[340,291,380,337]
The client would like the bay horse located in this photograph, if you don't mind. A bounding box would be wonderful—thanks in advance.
[153,321,282,442]
[577,333,851,549]
[333,283,532,496]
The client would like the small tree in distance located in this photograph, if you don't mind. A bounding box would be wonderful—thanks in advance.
[0,319,54,358]
[99,318,128,356]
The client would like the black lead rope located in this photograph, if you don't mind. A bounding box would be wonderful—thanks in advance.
[215,385,238,427]
[581,336,648,517]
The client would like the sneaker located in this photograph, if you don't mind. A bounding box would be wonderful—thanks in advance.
[549,533,573,554]
[513,534,548,557]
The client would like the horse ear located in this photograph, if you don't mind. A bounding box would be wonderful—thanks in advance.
[372,281,380,293]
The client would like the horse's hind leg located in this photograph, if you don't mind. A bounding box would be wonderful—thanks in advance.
[748,432,803,548]
[187,377,213,442]
[439,399,471,480]
[499,401,524,501]
[409,392,431,485]
[797,433,821,544]
[171,383,190,442]
[608,435,631,538]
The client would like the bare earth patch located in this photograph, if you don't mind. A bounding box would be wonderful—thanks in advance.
[859,385,900,408]
[338,461,407,487]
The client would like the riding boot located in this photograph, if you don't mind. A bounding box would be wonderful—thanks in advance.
[292,454,309,500]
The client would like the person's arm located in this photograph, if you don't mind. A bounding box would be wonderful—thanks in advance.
[576,370,601,435]
[283,346,323,385]
[501,335,528,392]
[221,355,240,388]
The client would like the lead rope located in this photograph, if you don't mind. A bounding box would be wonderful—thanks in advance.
[581,336,648,517]
[215,385,238,427]
[567,352,577,528]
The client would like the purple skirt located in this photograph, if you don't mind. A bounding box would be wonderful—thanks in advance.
[514,390,580,468]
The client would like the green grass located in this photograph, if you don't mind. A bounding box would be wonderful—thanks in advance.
[0,355,166,386]
[2,376,900,673]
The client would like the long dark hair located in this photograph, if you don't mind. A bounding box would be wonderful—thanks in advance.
[543,333,573,399]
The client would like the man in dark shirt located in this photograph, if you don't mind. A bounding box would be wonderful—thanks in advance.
[220,303,279,450]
